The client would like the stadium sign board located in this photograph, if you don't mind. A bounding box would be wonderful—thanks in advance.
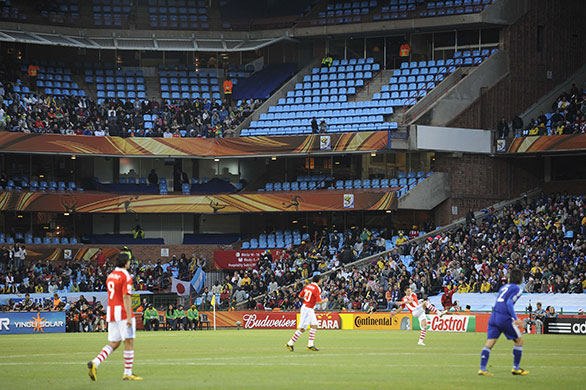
[348,313,411,330]
[413,315,475,332]
[544,318,586,335]
[296,312,341,329]
[241,313,297,329]
[213,250,285,270]
[0,312,66,335]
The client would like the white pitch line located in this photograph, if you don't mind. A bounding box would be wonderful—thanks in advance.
[0,361,584,370]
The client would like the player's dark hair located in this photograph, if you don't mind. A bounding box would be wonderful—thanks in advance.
[312,274,321,283]
[509,268,523,285]
[116,253,130,268]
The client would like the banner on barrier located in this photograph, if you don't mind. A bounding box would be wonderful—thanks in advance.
[413,315,475,332]
[544,318,586,335]
[350,313,411,330]
[213,250,285,270]
[296,312,341,329]
[0,312,66,334]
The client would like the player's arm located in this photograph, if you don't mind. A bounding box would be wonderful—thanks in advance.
[389,303,404,318]
[124,277,133,327]
[506,296,522,328]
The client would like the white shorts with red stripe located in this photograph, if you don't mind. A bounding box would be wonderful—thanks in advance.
[108,317,136,342]
[412,306,427,324]
[298,306,318,330]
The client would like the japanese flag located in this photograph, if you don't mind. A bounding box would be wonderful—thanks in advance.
[171,277,191,296]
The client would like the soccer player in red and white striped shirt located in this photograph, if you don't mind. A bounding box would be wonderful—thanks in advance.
[87,253,143,381]
[286,275,328,351]
[390,286,446,346]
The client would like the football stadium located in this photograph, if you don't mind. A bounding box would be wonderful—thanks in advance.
[0,0,585,388]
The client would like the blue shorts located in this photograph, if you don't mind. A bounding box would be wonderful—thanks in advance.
[487,313,522,341]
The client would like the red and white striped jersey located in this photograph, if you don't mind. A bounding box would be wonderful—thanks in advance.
[401,293,421,313]
[299,282,322,309]
[106,267,134,322]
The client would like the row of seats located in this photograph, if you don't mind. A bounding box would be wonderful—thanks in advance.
[86,76,145,85]
[84,68,144,76]
[159,71,221,101]
[147,0,206,6]
[313,0,378,25]
[427,0,492,9]
[270,100,393,112]
[0,5,25,21]
[161,84,219,92]
[376,51,496,107]
[159,70,217,77]
[93,14,130,27]
[2,233,78,245]
[241,122,397,136]
[312,64,379,74]
[119,176,217,186]
[148,7,207,15]
[149,15,209,29]
[250,115,386,129]
[242,230,311,249]
[160,91,221,100]
[1,180,82,192]
[257,172,431,192]
[260,107,393,121]
[327,1,378,10]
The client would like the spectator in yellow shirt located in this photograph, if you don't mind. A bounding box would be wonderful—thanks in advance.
[395,231,408,246]
[480,280,491,293]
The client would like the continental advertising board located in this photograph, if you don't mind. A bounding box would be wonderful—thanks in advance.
[413,315,475,332]
[341,313,412,330]
[0,312,66,335]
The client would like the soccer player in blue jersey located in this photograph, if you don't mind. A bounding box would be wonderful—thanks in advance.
[478,268,529,376]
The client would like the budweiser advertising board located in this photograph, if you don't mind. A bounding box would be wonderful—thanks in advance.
[413,315,475,332]
[213,250,284,270]
[241,312,297,329]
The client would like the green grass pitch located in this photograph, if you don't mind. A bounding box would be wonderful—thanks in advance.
[0,330,585,389]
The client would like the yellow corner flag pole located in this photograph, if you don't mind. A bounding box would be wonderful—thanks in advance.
[211,294,216,331]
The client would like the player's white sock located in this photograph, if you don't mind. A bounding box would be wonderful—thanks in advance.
[308,328,316,347]
[92,345,113,367]
[123,350,134,376]
[288,330,303,345]
[419,329,426,342]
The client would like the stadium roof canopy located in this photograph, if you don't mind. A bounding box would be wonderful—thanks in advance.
[0,29,294,52]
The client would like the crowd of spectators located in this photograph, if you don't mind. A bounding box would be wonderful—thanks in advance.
[204,193,585,312]
[1,193,584,329]
[0,61,261,138]
[498,83,586,138]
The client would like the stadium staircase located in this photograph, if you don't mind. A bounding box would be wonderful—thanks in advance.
[403,50,509,126]
[234,59,319,135]
[72,74,94,101]
[144,75,161,101]
[351,69,394,102]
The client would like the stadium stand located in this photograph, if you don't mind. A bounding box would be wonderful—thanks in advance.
[158,66,220,101]
[148,0,209,30]
[515,85,586,137]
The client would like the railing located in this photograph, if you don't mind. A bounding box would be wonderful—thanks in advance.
[236,187,541,308]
